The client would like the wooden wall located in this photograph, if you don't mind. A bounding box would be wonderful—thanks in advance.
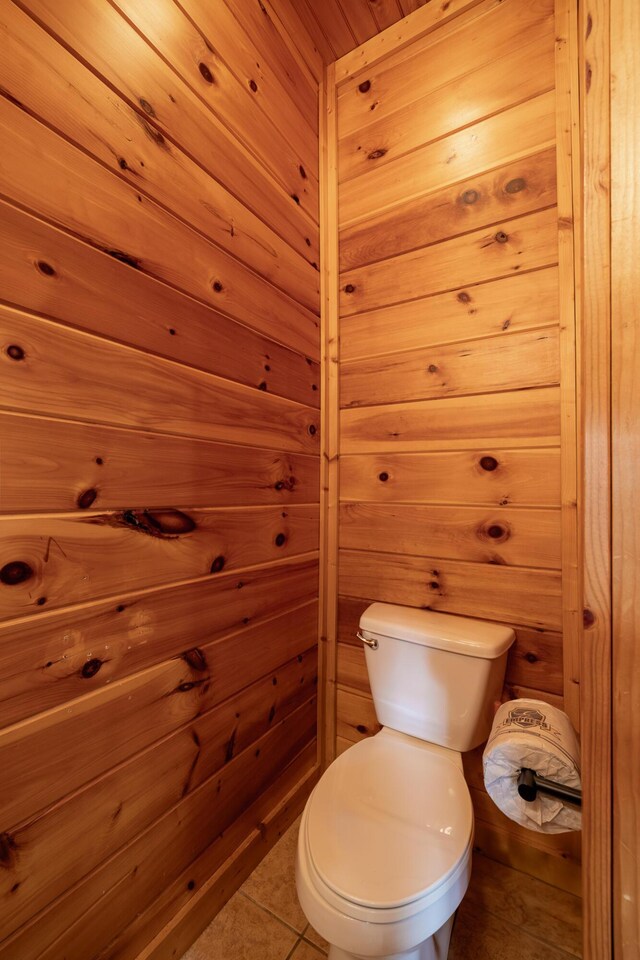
[0,1,321,957]
[329,0,582,894]
[286,0,430,62]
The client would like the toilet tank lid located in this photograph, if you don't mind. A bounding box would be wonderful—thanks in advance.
[359,603,515,659]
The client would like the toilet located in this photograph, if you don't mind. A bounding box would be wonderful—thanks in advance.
[296,602,515,960]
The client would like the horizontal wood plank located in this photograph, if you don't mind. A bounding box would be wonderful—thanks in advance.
[0,412,319,513]
[338,26,555,182]
[473,820,581,895]
[340,148,557,271]
[0,97,320,357]
[336,686,381,742]
[0,201,319,407]
[0,653,317,937]
[339,92,556,225]
[340,268,559,362]
[470,785,581,861]
[265,0,327,82]
[109,746,318,960]
[0,505,319,618]
[174,0,318,168]
[220,0,319,133]
[0,555,319,726]
[111,0,319,213]
[463,848,582,957]
[340,208,559,316]
[341,328,560,407]
[0,699,317,960]
[337,0,553,136]
[340,386,561,453]
[340,448,561,507]
[0,306,319,454]
[0,3,319,300]
[339,549,562,629]
[0,602,318,830]
[18,0,318,234]
[339,503,561,568]
[338,590,563,693]
[334,0,486,84]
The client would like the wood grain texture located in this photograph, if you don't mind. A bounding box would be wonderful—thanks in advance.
[339,148,558,271]
[341,328,560,407]
[0,554,319,727]
[555,0,581,730]
[0,505,319,618]
[0,602,318,830]
[0,98,320,357]
[611,0,640,953]
[341,386,561,453]
[334,0,489,83]
[0,201,319,408]
[19,0,318,232]
[338,23,555,182]
[0,4,321,956]
[340,268,560,362]
[337,0,553,137]
[339,502,561,568]
[0,2,320,300]
[473,820,581,896]
[577,0,612,956]
[340,448,561,507]
[317,64,340,770]
[0,699,317,960]
[332,0,580,899]
[340,208,559,316]
[0,412,319,514]
[0,650,317,938]
[337,596,563,695]
[220,0,319,132]
[340,549,562,630]
[339,92,556,224]
[128,752,318,960]
[112,0,319,210]
[0,305,319,454]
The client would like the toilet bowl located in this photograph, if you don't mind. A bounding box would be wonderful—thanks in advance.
[296,728,473,960]
[295,602,515,960]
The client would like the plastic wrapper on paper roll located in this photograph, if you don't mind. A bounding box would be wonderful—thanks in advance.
[483,699,581,833]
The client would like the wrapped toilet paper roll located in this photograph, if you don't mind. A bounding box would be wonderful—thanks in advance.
[483,699,581,833]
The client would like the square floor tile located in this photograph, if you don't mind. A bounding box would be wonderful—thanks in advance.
[181,891,297,960]
[241,816,307,932]
[303,923,329,954]
[290,940,326,960]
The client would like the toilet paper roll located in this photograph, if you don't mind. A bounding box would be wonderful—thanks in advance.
[483,699,581,833]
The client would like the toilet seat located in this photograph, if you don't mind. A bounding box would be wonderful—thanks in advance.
[304,731,473,922]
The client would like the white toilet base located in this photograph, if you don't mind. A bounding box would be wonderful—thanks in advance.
[326,915,454,960]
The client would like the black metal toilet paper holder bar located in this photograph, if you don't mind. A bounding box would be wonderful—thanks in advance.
[517,768,582,807]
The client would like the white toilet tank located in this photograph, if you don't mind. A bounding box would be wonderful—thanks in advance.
[359,603,515,752]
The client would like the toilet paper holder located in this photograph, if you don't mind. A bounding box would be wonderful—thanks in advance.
[517,768,582,807]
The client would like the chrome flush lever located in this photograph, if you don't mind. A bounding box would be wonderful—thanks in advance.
[356,630,378,650]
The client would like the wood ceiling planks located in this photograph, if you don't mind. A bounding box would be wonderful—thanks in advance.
[296,0,428,60]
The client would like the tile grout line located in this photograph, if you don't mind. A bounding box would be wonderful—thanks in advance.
[283,934,304,960]
[239,890,307,937]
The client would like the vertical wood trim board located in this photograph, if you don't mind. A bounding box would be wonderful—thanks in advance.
[0,3,321,958]
[611,0,640,955]
[318,62,340,771]
[555,0,581,730]
[331,0,581,894]
[580,0,613,955]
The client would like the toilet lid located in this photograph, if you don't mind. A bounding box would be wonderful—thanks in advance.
[306,735,473,910]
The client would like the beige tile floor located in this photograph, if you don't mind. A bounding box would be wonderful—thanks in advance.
[181,817,582,960]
